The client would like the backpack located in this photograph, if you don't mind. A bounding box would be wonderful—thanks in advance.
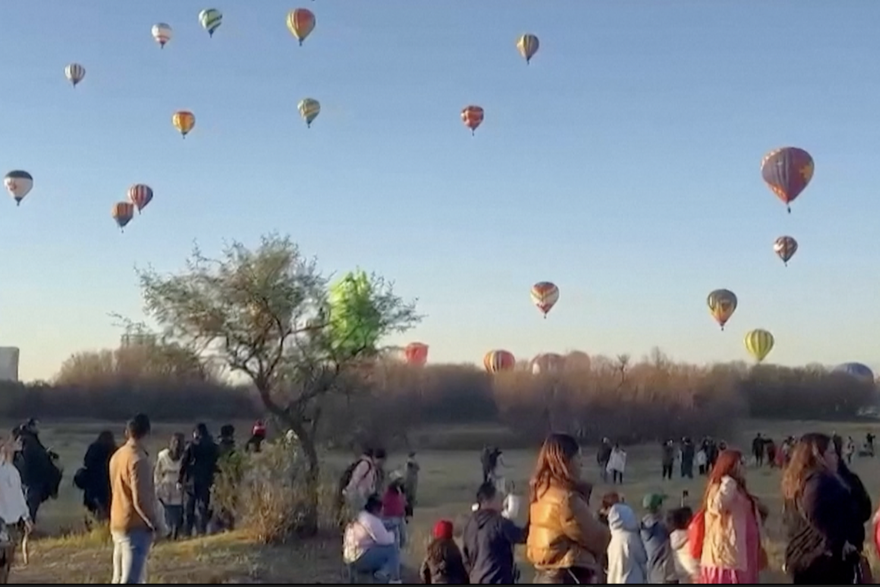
[687,507,706,560]
[338,458,370,494]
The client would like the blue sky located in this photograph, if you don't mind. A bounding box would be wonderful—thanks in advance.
[1,1,879,381]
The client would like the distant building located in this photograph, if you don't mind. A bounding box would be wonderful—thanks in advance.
[0,347,20,382]
[120,332,158,348]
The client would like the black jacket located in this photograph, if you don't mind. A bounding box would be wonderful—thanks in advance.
[179,437,219,494]
[784,470,859,579]
[461,508,525,584]
[837,461,871,551]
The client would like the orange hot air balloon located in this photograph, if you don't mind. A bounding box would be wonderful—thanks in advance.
[112,201,135,232]
[461,105,484,135]
[483,350,515,373]
[172,110,195,138]
[404,342,429,366]
[287,8,316,46]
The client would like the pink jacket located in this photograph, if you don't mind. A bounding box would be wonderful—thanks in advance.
[701,476,761,573]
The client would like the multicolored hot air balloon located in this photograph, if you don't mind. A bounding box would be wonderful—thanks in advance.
[531,282,559,318]
[531,353,564,375]
[834,362,875,384]
[461,106,484,135]
[773,236,798,266]
[152,23,173,48]
[707,289,737,330]
[287,9,315,46]
[404,342,429,367]
[172,111,195,138]
[761,147,814,213]
[744,329,774,363]
[4,171,33,206]
[64,63,86,87]
[127,184,154,213]
[516,34,540,64]
[112,202,135,232]
[298,98,320,127]
[198,9,223,37]
[484,350,515,373]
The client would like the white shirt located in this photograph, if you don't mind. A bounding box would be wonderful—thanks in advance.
[0,460,28,526]
[342,511,395,563]
[607,449,627,473]
[502,494,521,520]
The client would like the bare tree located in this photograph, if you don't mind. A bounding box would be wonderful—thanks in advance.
[135,234,420,535]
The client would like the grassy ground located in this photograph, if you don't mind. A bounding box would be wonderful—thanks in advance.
[8,418,880,583]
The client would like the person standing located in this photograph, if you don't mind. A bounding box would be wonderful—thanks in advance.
[661,441,675,481]
[0,435,32,584]
[179,423,219,537]
[153,433,185,540]
[680,437,695,479]
[78,430,117,521]
[607,444,627,485]
[109,414,160,584]
[597,438,613,483]
[403,452,420,519]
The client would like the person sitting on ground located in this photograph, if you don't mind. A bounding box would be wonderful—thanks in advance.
[641,492,676,584]
[668,506,699,583]
[420,519,469,584]
[342,494,401,584]
[462,481,526,584]
[606,503,648,584]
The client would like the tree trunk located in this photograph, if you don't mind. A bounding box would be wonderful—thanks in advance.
[286,416,320,538]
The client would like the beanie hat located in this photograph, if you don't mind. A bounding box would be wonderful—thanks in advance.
[432,519,453,540]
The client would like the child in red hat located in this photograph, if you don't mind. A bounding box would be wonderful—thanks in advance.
[420,520,469,584]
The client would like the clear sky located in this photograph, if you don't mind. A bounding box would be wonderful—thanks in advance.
[2,1,879,382]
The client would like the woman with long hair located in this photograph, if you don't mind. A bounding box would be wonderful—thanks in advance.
[782,433,863,584]
[698,449,765,584]
[0,435,32,583]
[526,433,610,584]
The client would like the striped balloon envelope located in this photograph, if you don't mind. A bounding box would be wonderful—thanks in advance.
[127,184,154,213]
[531,282,559,318]
[744,329,774,363]
[483,350,515,373]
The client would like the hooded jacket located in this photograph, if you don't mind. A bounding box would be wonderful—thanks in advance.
[461,507,525,584]
[642,513,677,583]
[606,504,648,584]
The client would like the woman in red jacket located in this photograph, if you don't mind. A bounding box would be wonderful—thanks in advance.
[382,471,408,549]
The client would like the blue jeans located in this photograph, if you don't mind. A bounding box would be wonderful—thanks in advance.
[353,544,400,582]
[111,529,152,584]
[383,517,407,549]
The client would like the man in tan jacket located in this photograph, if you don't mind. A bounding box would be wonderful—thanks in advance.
[109,414,160,584]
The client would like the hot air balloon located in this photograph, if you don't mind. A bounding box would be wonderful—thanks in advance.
[4,171,33,206]
[127,184,154,213]
[287,9,315,46]
[404,342,429,367]
[172,111,195,138]
[112,201,135,232]
[516,34,540,64]
[707,289,737,330]
[834,362,875,384]
[152,23,173,48]
[461,106,484,135]
[64,63,86,87]
[298,98,320,127]
[531,353,564,375]
[744,329,774,363]
[773,236,798,266]
[484,350,515,373]
[761,147,814,213]
[564,351,591,372]
[198,9,223,37]
[531,282,559,318]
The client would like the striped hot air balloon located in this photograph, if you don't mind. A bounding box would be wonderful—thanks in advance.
[64,63,86,87]
[172,111,195,138]
[483,350,515,373]
[744,329,774,363]
[112,201,135,232]
[404,342,429,367]
[516,34,540,64]
[199,9,223,37]
[298,98,321,127]
[531,353,564,375]
[761,147,814,213]
[461,106,484,135]
[707,289,737,330]
[127,184,154,213]
[773,236,798,266]
[531,282,559,318]
[287,9,316,46]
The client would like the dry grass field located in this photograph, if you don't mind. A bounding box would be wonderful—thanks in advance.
[7,418,880,583]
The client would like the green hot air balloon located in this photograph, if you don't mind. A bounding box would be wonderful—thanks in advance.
[327,270,383,359]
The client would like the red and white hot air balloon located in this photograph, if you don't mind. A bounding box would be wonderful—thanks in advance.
[404,342,429,367]
[483,350,515,373]
[127,184,154,213]
[461,105,484,135]
[531,281,559,318]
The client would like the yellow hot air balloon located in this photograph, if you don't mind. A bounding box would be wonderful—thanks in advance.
[516,34,540,64]
[172,110,195,138]
[298,98,320,128]
[744,329,774,363]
